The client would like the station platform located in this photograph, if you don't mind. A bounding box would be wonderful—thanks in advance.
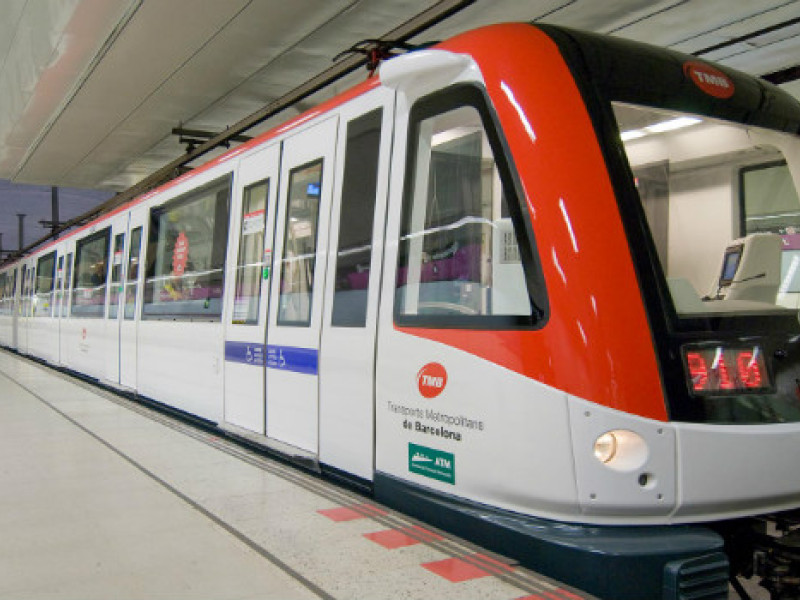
[0,349,593,600]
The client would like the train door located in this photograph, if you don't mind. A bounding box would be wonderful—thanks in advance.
[54,252,65,363]
[17,263,30,354]
[10,267,18,350]
[59,245,74,367]
[318,92,394,479]
[120,211,145,390]
[222,144,280,434]
[266,117,338,453]
[104,213,128,384]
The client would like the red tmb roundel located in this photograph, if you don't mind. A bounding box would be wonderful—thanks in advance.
[683,61,735,99]
[417,363,448,398]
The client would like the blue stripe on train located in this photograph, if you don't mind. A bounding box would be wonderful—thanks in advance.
[266,344,318,375]
[224,341,318,375]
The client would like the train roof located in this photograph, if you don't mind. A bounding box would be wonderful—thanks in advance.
[536,23,800,134]
[4,21,800,270]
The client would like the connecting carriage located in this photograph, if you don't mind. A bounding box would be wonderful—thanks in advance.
[2,22,800,599]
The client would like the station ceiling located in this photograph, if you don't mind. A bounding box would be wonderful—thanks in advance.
[1,0,799,194]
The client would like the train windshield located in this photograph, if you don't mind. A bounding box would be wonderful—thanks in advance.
[613,102,800,319]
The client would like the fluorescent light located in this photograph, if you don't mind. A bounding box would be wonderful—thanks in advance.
[645,116,701,133]
[621,129,646,141]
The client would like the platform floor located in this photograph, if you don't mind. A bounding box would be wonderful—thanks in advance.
[0,349,594,600]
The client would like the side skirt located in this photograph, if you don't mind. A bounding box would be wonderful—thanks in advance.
[374,472,728,600]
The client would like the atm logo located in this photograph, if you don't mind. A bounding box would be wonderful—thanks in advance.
[417,362,447,398]
[683,61,735,99]
[409,443,455,484]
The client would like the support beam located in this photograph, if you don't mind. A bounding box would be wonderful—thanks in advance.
[51,187,60,236]
[17,214,25,252]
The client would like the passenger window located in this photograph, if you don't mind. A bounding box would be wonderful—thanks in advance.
[331,109,383,328]
[395,89,541,327]
[34,252,55,318]
[72,229,110,318]
[124,228,142,320]
[277,161,323,326]
[232,180,269,325]
[143,175,231,320]
[108,233,125,319]
[0,273,8,316]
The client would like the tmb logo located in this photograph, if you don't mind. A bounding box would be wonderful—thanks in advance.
[417,362,447,398]
[683,61,735,99]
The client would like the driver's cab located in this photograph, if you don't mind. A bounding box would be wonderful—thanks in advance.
[705,233,783,304]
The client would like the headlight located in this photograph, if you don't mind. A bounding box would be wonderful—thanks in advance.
[593,429,648,472]
[593,432,617,463]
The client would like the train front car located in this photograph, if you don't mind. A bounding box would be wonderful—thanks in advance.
[374,23,800,600]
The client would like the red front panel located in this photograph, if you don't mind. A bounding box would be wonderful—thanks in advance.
[401,25,666,421]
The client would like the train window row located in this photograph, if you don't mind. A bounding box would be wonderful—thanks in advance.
[0,270,15,315]
[2,92,543,330]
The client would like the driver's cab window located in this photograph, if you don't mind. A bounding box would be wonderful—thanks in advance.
[395,87,541,328]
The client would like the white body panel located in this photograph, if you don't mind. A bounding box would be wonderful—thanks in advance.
[375,331,581,520]
[673,421,800,521]
[136,320,223,421]
[27,313,58,365]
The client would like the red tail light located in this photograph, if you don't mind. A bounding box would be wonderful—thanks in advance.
[683,345,770,395]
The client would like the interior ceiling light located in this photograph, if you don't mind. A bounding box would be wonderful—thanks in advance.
[621,116,702,142]
[621,129,646,141]
[644,116,702,133]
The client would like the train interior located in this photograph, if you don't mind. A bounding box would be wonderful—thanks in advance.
[613,103,800,317]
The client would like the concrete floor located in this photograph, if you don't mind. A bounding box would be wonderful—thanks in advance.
[0,350,591,600]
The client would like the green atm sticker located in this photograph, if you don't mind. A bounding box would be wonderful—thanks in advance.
[408,443,455,485]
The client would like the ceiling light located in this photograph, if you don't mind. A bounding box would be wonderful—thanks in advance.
[644,116,702,134]
[621,129,646,141]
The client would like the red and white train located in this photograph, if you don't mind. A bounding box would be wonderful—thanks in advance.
[3,22,800,599]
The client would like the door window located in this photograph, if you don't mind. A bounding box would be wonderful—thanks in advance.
[232,179,269,325]
[62,253,73,318]
[108,233,125,319]
[124,228,142,320]
[277,161,323,326]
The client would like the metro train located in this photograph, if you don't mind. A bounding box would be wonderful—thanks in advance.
[2,22,800,600]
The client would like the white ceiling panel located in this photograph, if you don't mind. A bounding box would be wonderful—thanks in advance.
[0,0,798,194]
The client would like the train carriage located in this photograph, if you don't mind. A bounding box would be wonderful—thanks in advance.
[2,21,800,600]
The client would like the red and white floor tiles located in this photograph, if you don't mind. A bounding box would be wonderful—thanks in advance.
[0,349,592,600]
